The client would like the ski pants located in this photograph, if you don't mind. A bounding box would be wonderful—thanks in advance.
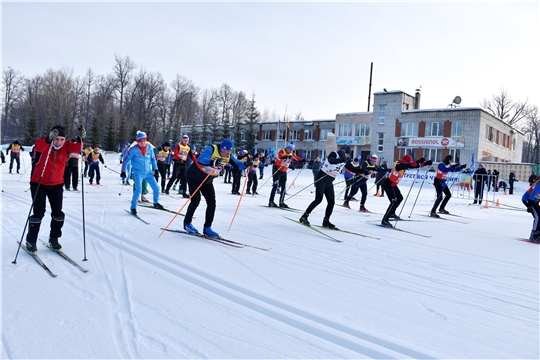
[269,168,288,205]
[88,163,101,184]
[9,155,20,172]
[431,178,452,212]
[131,171,160,209]
[305,174,335,219]
[27,183,65,244]
[155,162,167,190]
[382,179,403,222]
[166,162,186,193]
[247,171,258,193]
[64,165,79,189]
[184,178,216,229]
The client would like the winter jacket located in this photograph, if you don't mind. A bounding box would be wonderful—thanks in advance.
[30,136,83,186]
[122,143,158,176]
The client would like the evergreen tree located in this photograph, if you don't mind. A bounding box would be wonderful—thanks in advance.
[244,93,260,154]
[90,117,100,147]
[130,126,138,142]
[117,115,128,146]
[233,124,243,151]
[104,117,117,151]
[210,107,222,144]
[222,113,231,141]
[44,109,54,137]
[24,106,39,145]
[62,113,70,138]
[201,122,209,147]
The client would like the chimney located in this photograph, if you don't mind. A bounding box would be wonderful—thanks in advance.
[415,89,421,109]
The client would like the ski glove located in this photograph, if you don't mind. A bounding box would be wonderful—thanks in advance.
[211,159,222,168]
[49,128,59,142]
[527,206,533,213]
[154,170,159,177]
[120,172,127,178]
[244,159,253,168]
[424,160,433,166]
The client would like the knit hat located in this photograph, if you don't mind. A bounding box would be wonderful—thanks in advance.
[51,125,67,138]
[242,150,248,155]
[339,145,351,155]
[401,154,413,163]
[220,139,234,150]
[286,142,295,151]
[94,146,100,152]
[125,141,130,146]
[444,154,453,163]
[163,141,170,148]
[182,135,189,142]
[370,154,378,162]
[136,131,147,142]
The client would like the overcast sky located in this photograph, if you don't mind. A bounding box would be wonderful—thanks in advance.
[3,1,539,120]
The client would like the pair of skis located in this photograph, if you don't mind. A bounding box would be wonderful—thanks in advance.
[17,240,88,277]
[161,228,270,251]
[283,216,381,242]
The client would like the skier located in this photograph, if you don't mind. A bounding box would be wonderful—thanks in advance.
[120,131,163,215]
[246,154,260,195]
[6,140,25,174]
[154,141,171,192]
[183,139,252,238]
[82,145,92,177]
[232,149,249,195]
[509,171,517,195]
[120,141,132,185]
[522,176,540,242]
[87,146,105,185]
[374,160,388,197]
[380,154,432,228]
[269,142,303,208]
[299,145,366,229]
[472,164,488,204]
[165,135,191,197]
[25,125,85,252]
[64,140,80,191]
[429,154,466,217]
[357,154,380,212]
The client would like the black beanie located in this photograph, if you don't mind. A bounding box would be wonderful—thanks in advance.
[51,125,67,138]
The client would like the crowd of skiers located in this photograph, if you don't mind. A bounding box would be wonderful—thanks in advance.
[12,123,540,254]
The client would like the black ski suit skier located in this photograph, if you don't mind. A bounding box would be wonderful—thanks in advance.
[299,145,366,229]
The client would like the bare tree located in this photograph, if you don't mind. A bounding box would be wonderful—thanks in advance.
[521,105,540,163]
[113,54,136,118]
[2,67,26,140]
[480,88,534,126]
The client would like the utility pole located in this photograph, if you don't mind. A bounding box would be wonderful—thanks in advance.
[367,62,373,112]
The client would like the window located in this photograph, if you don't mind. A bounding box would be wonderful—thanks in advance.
[451,121,463,137]
[289,129,300,141]
[449,149,461,163]
[377,132,384,152]
[319,129,331,141]
[278,130,286,141]
[426,122,444,137]
[355,123,370,137]
[262,130,271,141]
[305,150,314,159]
[379,105,386,124]
[494,129,500,144]
[486,125,493,141]
[426,148,442,163]
[304,129,314,141]
[400,122,418,137]
[399,148,416,159]
[338,123,352,137]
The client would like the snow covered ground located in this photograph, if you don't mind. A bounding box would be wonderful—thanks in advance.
[1,151,538,359]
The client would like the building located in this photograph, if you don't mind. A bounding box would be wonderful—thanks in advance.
[180,89,526,179]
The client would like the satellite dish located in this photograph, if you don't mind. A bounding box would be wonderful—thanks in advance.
[453,96,462,104]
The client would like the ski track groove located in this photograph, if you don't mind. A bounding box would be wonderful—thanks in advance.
[73,218,433,358]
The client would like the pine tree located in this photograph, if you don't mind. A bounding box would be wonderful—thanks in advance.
[24,106,39,145]
[90,117,100,147]
[104,117,117,151]
[233,123,243,151]
[117,115,128,146]
[222,113,231,141]
[244,93,260,154]
[44,109,54,137]
[62,113,70,138]
[190,123,199,152]
[210,107,222,144]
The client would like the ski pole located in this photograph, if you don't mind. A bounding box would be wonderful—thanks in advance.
[12,142,54,264]
[79,143,88,261]
[228,166,251,231]
[408,170,429,218]
[394,169,421,225]
[104,165,121,175]
[159,172,211,238]
[286,163,307,193]
[256,165,282,193]
[284,172,330,202]
[17,162,32,182]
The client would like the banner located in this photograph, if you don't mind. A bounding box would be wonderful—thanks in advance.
[397,137,465,148]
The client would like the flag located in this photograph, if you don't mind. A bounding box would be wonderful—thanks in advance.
[286,119,290,129]
[470,154,475,175]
